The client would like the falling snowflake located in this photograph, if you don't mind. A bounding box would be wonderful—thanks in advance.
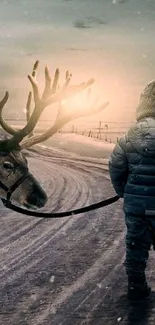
[97,283,102,289]
[30,293,37,301]
[2,264,7,270]
[49,275,55,283]
[117,317,122,322]
[50,307,56,314]
[112,0,126,3]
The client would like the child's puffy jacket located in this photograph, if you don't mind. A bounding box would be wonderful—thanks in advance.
[108,117,155,216]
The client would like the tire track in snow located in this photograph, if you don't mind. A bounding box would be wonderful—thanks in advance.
[30,231,125,325]
[0,148,126,325]
[0,155,94,277]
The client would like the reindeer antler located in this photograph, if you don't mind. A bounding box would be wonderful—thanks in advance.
[0,61,109,151]
[0,61,96,150]
[26,60,39,138]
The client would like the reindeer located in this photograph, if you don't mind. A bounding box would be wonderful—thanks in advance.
[0,61,109,210]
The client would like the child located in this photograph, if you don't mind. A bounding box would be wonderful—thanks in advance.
[108,81,155,300]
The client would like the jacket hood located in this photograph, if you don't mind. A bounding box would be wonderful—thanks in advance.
[127,117,155,157]
[136,80,155,121]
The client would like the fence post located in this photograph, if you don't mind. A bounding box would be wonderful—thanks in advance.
[98,120,102,139]
[104,124,108,142]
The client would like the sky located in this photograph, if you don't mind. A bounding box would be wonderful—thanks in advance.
[0,0,155,131]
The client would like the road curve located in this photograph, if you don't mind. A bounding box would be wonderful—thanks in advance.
[0,147,154,325]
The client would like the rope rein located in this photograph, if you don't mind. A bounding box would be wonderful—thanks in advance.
[0,150,119,218]
[1,195,119,218]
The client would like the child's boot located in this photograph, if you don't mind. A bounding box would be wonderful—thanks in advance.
[127,274,151,300]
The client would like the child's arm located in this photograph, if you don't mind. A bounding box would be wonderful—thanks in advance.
[108,135,128,198]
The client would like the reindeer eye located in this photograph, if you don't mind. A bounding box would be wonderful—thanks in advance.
[3,161,14,170]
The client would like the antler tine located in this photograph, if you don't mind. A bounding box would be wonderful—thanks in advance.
[26,91,34,139]
[42,66,52,100]
[56,70,72,121]
[0,91,18,135]
[26,91,32,122]
[26,60,39,119]
[32,60,39,77]
[42,66,60,101]
[0,91,9,109]
[25,60,39,138]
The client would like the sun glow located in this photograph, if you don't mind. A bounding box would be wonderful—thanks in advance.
[61,91,92,115]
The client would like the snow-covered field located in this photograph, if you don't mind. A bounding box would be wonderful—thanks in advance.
[0,136,155,324]
[1,1,155,324]
[41,133,115,159]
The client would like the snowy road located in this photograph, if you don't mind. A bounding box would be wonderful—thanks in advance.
[0,147,155,325]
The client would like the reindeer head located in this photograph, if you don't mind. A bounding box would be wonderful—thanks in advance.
[0,134,47,209]
[0,61,109,209]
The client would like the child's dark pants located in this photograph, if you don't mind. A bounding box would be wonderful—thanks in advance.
[124,214,155,278]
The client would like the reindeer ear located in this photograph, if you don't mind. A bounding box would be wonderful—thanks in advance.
[0,139,21,152]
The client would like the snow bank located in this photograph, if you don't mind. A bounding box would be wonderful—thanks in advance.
[40,133,115,159]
